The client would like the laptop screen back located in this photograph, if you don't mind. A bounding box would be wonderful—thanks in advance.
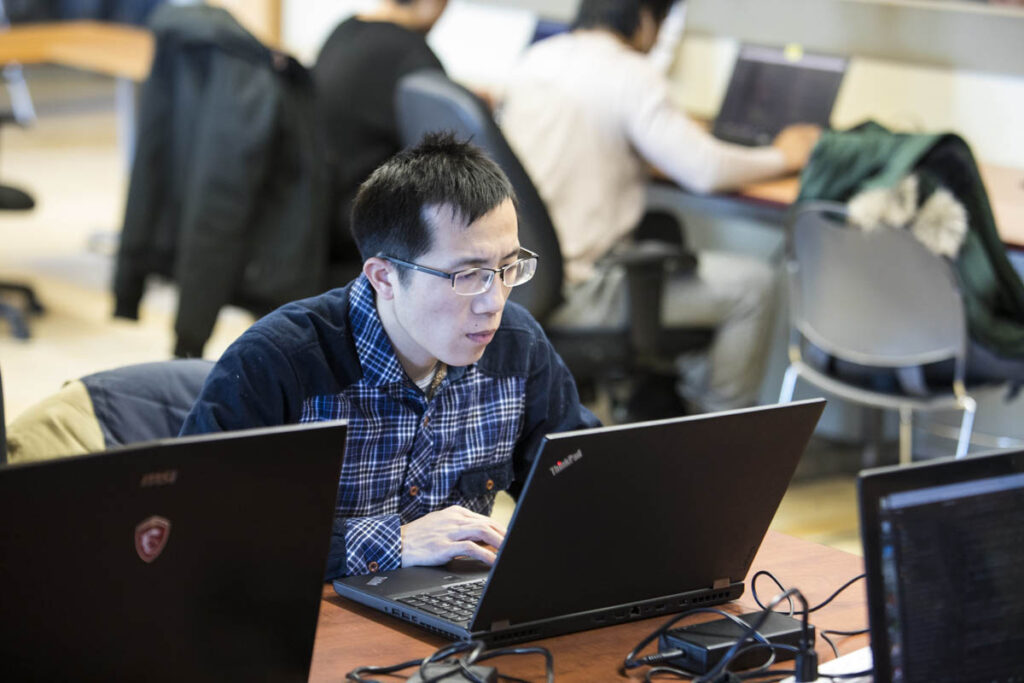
[473,400,826,631]
[859,450,1024,683]
[713,44,847,146]
[0,422,347,682]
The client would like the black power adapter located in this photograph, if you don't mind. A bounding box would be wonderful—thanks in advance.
[656,612,813,675]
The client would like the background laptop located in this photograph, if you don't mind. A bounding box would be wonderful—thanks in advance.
[713,44,847,147]
[859,449,1024,683]
[335,399,825,645]
[0,421,347,682]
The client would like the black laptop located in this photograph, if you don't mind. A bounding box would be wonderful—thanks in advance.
[858,450,1024,683]
[0,421,347,682]
[334,399,825,645]
[713,43,847,147]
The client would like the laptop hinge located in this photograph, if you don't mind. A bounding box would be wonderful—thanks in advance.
[490,619,511,631]
[713,578,730,590]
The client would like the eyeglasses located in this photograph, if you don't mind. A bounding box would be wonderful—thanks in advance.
[380,248,539,296]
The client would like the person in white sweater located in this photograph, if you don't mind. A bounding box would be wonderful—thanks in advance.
[500,0,819,413]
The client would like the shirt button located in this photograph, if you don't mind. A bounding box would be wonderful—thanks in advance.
[485,479,495,491]
[367,561,379,573]
[409,485,420,497]
[423,415,430,427]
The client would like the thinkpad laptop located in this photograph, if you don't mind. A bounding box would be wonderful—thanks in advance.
[0,421,347,682]
[859,449,1024,683]
[713,44,847,147]
[334,399,825,645]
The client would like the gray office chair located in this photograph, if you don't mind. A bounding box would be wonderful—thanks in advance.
[778,202,984,462]
[0,0,44,338]
[4,359,213,464]
[394,70,712,416]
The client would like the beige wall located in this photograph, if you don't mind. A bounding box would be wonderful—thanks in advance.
[208,0,282,47]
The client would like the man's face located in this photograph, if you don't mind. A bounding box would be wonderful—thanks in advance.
[383,198,520,376]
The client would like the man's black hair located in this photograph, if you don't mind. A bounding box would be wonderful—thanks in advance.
[351,132,516,278]
[572,0,677,38]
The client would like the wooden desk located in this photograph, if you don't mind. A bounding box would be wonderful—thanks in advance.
[307,531,868,681]
[0,21,153,165]
[737,164,1024,248]
[0,21,153,81]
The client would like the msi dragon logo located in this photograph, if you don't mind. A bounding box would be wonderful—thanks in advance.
[135,516,172,563]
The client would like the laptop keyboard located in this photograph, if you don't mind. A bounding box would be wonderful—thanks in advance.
[398,579,486,623]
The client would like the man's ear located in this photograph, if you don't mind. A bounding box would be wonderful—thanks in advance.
[363,257,397,300]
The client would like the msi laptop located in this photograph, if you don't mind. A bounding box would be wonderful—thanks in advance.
[0,421,347,682]
[334,399,825,645]
[859,449,1024,683]
[713,44,847,147]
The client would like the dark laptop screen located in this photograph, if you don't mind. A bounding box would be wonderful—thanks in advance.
[860,452,1024,683]
[713,44,847,146]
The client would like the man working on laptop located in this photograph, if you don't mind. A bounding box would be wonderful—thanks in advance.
[181,134,598,579]
[501,0,820,413]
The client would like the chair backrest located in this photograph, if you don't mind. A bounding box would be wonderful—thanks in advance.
[395,69,564,322]
[788,202,968,369]
[81,359,213,448]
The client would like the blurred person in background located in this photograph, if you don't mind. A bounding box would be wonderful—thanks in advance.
[501,0,820,413]
[313,0,449,268]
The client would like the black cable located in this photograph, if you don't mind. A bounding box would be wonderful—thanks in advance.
[819,627,870,662]
[805,575,865,615]
[819,631,840,660]
[751,571,871,666]
[644,665,691,681]
[345,640,554,683]
[751,571,865,615]
[347,655,427,681]
[472,645,555,683]
[821,629,869,636]
[419,642,485,683]
[750,571,795,615]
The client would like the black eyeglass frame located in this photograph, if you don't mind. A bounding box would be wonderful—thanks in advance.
[379,248,539,295]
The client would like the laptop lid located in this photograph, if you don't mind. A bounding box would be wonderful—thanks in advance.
[0,421,347,682]
[473,399,825,632]
[713,44,847,146]
[858,450,1024,683]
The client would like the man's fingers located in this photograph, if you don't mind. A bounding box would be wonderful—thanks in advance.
[447,505,508,537]
[453,540,498,565]
[448,520,505,548]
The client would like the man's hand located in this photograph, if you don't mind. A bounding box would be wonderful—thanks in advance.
[401,506,506,568]
[773,123,822,173]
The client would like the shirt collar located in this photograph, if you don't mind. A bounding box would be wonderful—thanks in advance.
[347,275,411,387]
[347,275,472,389]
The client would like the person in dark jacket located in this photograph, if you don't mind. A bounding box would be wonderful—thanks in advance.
[313,0,449,265]
[113,3,329,359]
[181,134,598,579]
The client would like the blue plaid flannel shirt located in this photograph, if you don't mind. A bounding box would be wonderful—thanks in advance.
[181,276,598,578]
[301,278,527,575]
